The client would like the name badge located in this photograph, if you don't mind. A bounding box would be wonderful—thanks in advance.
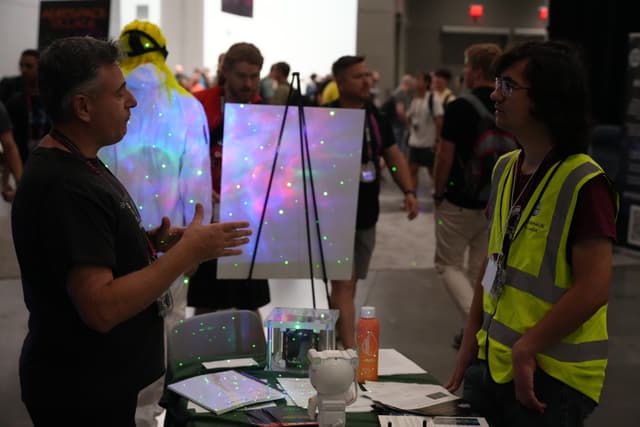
[481,256,498,294]
[360,161,376,183]
[482,254,506,299]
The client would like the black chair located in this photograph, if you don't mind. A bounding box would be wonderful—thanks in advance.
[166,310,266,374]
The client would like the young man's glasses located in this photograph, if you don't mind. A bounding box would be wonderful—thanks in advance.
[495,77,530,97]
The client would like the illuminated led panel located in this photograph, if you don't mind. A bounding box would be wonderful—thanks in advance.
[218,104,364,279]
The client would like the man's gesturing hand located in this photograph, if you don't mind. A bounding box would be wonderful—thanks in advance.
[181,203,252,262]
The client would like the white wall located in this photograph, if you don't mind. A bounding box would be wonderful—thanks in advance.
[119,0,160,29]
[0,0,359,86]
[202,0,358,82]
[160,0,205,76]
[0,0,39,78]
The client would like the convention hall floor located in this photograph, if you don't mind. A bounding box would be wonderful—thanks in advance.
[1,170,638,426]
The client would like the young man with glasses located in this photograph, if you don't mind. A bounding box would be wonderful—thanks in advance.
[446,41,617,427]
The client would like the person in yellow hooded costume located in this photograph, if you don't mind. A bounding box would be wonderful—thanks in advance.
[99,20,213,426]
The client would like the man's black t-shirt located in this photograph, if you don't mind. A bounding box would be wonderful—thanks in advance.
[12,147,164,408]
[440,86,495,209]
[327,100,394,230]
[0,101,11,133]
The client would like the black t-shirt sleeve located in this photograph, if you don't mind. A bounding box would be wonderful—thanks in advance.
[45,181,117,270]
[368,106,394,150]
[0,101,11,133]
[380,114,395,150]
[440,98,478,146]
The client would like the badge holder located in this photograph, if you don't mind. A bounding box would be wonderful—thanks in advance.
[360,161,376,183]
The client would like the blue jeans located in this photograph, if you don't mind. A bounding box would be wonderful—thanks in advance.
[463,359,596,427]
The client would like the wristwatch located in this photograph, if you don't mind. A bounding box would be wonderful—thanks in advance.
[403,190,416,197]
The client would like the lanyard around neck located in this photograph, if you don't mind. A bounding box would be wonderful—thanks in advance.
[497,154,563,258]
[49,128,157,261]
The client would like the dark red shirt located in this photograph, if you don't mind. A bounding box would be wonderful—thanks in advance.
[510,152,617,262]
[194,86,261,192]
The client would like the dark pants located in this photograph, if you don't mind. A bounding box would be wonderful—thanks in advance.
[463,359,596,427]
[409,146,435,168]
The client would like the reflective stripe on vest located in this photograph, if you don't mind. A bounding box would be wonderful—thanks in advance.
[487,151,518,225]
[480,153,613,403]
[481,312,608,362]
[503,161,600,302]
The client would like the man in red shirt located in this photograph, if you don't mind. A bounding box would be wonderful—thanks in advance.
[189,42,270,314]
[195,42,263,203]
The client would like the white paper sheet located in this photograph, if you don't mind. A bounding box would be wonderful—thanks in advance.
[201,358,258,370]
[378,416,489,427]
[378,348,428,376]
[378,415,430,427]
[277,377,374,413]
[364,382,458,411]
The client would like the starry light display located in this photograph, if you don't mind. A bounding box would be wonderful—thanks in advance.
[168,369,284,414]
[217,104,365,279]
[99,64,213,231]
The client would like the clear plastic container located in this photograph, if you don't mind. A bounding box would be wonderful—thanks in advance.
[265,307,339,373]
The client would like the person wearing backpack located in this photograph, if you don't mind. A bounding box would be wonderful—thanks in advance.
[433,43,517,348]
[432,68,456,109]
[406,71,443,189]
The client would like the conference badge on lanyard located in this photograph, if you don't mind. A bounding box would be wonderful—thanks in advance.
[482,253,506,299]
[361,114,377,183]
[361,161,376,183]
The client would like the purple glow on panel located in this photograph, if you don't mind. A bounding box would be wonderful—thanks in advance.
[218,104,364,279]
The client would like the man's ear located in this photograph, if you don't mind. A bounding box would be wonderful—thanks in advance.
[72,94,92,123]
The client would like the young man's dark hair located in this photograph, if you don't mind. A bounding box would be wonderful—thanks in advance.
[331,55,365,80]
[418,71,432,87]
[222,42,263,71]
[21,49,40,59]
[494,40,590,156]
[465,43,501,81]
[38,37,122,122]
[434,68,452,81]
[274,61,290,79]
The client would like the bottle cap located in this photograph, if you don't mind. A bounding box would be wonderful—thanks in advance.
[360,306,376,318]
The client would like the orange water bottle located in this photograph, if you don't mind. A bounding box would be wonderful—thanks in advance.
[356,306,379,383]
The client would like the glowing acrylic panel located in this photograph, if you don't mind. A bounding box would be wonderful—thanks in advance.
[167,369,285,414]
[218,104,364,279]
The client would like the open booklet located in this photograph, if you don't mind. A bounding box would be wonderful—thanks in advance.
[167,370,285,415]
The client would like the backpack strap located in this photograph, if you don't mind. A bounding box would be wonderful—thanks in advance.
[459,91,495,121]
[428,93,434,118]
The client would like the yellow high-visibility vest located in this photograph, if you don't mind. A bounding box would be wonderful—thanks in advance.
[477,150,617,403]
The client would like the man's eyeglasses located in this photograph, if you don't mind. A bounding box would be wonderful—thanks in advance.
[495,77,530,97]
